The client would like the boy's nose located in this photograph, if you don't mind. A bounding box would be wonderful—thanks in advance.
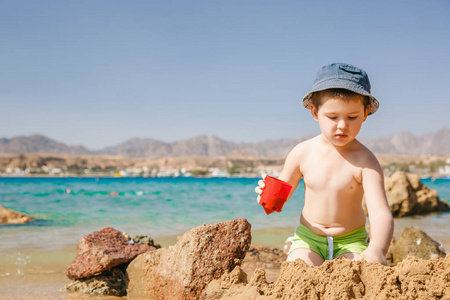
[337,119,348,130]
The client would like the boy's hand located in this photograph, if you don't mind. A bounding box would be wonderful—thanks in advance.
[356,245,387,265]
[255,173,267,204]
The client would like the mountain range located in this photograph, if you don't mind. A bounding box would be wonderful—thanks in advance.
[0,128,448,158]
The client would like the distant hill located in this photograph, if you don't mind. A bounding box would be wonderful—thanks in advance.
[359,128,450,155]
[0,128,448,157]
[101,135,312,158]
[0,134,91,156]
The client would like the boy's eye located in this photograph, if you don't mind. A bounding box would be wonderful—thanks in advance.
[348,116,357,120]
[327,116,337,120]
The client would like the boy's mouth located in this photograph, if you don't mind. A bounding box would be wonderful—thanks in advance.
[335,133,348,139]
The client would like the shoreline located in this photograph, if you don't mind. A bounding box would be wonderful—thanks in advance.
[1,219,449,299]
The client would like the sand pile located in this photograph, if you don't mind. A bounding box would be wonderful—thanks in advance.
[205,254,450,299]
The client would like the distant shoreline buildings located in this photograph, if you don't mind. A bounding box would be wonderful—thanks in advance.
[1,155,449,179]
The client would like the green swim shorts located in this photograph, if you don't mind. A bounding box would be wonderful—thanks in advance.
[288,224,369,260]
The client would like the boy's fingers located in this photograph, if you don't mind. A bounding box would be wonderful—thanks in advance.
[354,251,364,261]
[255,174,267,204]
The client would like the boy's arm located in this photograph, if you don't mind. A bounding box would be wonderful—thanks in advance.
[278,145,303,201]
[358,158,394,265]
[255,144,303,203]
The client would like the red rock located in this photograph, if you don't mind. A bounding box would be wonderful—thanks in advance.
[126,218,252,299]
[66,227,156,280]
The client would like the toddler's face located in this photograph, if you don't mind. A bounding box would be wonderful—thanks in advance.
[311,96,369,147]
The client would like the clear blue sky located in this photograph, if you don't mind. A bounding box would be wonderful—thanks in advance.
[1,1,449,149]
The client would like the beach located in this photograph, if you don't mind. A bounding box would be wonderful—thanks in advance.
[1,220,449,299]
[0,177,449,298]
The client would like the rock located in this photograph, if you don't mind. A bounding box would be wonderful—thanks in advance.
[122,232,131,241]
[126,218,252,299]
[133,234,161,247]
[62,266,127,296]
[392,226,446,265]
[124,248,162,299]
[384,171,418,217]
[66,227,157,280]
[363,171,449,217]
[0,205,34,224]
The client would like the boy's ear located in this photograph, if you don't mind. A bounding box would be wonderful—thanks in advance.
[310,104,319,121]
[363,104,370,121]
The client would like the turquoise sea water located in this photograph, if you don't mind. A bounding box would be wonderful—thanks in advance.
[1,177,449,254]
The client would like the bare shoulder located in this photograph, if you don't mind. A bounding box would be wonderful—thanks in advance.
[287,136,317,159]
[279,140,311,182]
[353,140,382,170]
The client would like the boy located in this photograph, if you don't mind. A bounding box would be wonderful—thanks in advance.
[255,63,393,266]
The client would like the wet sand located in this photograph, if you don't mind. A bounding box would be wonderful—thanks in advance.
[1,215,449,299]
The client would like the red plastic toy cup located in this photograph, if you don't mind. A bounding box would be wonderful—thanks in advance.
[259,176,293,215]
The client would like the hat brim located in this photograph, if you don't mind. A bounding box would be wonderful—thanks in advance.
[302,80,379,115]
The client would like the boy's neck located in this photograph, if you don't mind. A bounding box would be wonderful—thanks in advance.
[318,134,359,151]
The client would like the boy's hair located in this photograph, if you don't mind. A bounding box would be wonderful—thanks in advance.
[311,88,370,111]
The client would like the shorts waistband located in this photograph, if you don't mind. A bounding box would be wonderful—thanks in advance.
[296,224,367,241]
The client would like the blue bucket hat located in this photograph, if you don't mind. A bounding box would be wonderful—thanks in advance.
[302,63,379,115]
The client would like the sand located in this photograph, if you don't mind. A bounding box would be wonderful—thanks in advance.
[214,255,449,299]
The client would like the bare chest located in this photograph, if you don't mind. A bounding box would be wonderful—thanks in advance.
[301,154,362,193]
